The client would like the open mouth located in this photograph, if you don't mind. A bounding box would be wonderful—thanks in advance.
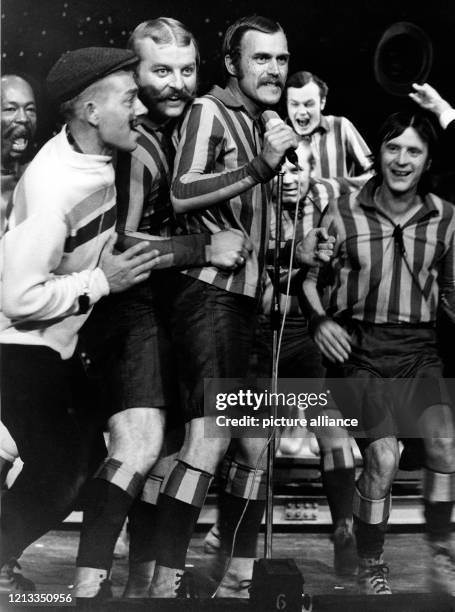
[294,118,310,129]
[391,169,412,178]
[11,137,29,153]
[261,82,281,89]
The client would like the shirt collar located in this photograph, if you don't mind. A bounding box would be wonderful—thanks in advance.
[208,84,244,110]
[318,115,330,133]
[357,177,439,217]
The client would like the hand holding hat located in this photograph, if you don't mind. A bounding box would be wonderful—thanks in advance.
[409,83,452,118]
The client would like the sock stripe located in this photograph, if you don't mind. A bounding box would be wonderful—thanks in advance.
[94,458,143,498]
[140,474,164,505]
[322,445,355,472]
[423,468,455,502]
[162,461,213,507]
[353,487,391,525]
[224,461,267,500]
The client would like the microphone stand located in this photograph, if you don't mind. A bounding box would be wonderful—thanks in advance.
[264,168,284,559]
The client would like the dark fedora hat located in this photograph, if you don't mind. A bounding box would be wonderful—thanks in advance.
[374,22,433,96]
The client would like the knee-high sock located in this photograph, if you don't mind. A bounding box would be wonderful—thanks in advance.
[128,473,163,565]
[320,445,355,525]
[153,461,213,569]
[353,486,391,560]
[422,468,455,543]
[76,458,143,570]
[219,459,266,558]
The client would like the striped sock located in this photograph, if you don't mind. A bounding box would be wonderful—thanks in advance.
[154,461,213,569]
[353,487,391,559]
[219,460,266,558]
[128,474,164,564]
[423,468,455,542]
[77,458,143,570]
[320,446,355,524]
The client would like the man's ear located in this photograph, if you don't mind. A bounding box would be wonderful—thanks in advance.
[320,96,327,112]
[84,101,99,127]
[426,157,432,171]
[225,54,237,78]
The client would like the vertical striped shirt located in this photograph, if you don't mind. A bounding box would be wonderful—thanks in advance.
[114,117,210,268]
[317,178,455,323]
[171,85,276,299]
[262,178,355,316]
[298,115,372,182]
[116,117,175,237]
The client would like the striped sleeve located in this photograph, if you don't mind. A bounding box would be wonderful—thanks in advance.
[439,213,455,295]
[342,117,373,174]
[171,99,274,213]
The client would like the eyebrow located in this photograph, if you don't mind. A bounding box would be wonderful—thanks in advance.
[252,52,290,59]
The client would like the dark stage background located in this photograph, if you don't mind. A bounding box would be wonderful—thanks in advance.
[2,0,455,150]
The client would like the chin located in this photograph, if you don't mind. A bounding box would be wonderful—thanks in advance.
[161,104,185,119]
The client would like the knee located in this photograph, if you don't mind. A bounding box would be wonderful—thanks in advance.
[365,439,400,482]
[108,432,162,475]
[180,436,231,473]
[425,437,455,472]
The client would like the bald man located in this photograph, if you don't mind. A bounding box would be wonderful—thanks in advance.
[1,75,37,234]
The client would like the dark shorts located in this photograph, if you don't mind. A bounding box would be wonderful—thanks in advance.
[325,319,451,440]
[79,273,176,416]
[0,344,105,470]
[170,275,258,422]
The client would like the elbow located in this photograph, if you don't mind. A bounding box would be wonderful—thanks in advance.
[171,198,187,215]
[170,191,191,214]
[3,295,29,320]
[3,293,34,320]
[2,286,47,321]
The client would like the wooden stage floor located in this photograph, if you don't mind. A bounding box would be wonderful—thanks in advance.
[2,529,454,611]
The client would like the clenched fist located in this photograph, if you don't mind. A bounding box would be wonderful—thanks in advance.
[209,229,253,271]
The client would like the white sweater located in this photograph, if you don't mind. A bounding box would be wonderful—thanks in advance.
[0,127,114,359]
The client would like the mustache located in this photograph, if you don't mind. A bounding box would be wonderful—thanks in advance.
[258,78,284,88]
[141,86,194,104]
[3,124,32,141]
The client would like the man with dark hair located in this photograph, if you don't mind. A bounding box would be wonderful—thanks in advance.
[1,74,37,233]
[0,74,38,489]
[285,70,372,185]
[74,18,250,601]
[145,14,332,598]
[0,46,162,593]
[303,111,455,596]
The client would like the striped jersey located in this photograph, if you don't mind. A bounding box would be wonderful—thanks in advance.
[317,178,455,324]
[171,85,276,299]
[262,178,355,317]
[298,115,372,181]
[116,116,175,237]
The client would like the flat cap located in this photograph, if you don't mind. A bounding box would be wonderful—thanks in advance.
[46,47,138,104]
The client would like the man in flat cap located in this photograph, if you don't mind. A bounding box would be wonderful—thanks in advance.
[0,47,161,591]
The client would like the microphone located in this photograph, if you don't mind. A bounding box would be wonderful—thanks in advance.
[261,110,300,167]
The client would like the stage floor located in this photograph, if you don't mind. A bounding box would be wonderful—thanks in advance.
[6,530,439,598]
